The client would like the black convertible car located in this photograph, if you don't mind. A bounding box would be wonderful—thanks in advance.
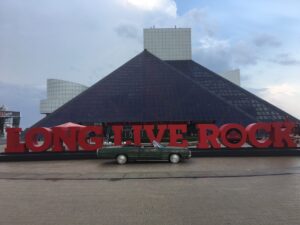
[97,141,191,164]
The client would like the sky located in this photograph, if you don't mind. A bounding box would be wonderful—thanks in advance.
[0,0,300,128]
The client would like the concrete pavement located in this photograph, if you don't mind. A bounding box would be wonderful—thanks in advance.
[1,157,300,225]
[1,157,300,179]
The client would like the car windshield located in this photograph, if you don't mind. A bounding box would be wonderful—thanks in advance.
[152,140,164,149]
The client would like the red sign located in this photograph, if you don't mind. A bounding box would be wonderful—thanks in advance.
[5,122,297,153]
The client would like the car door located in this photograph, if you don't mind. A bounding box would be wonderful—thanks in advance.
[138,146,161,160]
[122,146,139,160]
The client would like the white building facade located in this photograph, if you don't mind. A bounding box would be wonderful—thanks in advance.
[144,28,192,60]
[40,79,88,115]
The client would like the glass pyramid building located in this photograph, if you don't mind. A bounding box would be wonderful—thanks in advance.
[33,28,299,128]
[33,50,298,128]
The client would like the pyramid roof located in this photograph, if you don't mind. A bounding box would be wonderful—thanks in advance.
[166,60,299,123]
[33,50,255,127]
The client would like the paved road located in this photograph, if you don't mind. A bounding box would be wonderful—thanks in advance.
[1,157,300,179]
[0,157,300,225]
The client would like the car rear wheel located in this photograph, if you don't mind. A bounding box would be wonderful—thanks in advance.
[116,154,127,165]
[169,154,180,164]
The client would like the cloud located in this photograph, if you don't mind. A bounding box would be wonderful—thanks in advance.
[256,83,300,119]
[178,8,216,36]
[271,53,300,65]
[253,34,282,47]
[231,41,259,66]
[193,36,232,73]
[125,0,177,17]
[0,0,181,89]
[246,87,267,95]
[193,37,259,73]
[114,23,139,39]
[240,74,252,82]
[0,0,181,127]
[197,36,229,49]
[192,33,288,74]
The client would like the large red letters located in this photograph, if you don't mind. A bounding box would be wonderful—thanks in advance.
[78,126,103,151]
[25,128,52,152]
[196,122,296,149]
[144,124,167,143]
[5,128,26,153]
[5,126,103,153]
[196,124,220,149]
[219,124,247,148]
[168,124,188,147]
[4,122,297,153]
[246,123,272,148]
[52,127,77,152]
[271,122,296,148]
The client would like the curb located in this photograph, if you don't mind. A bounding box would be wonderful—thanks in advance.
[1,148,300,161]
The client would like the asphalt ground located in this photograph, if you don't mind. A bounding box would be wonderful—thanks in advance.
[1,157,300,225]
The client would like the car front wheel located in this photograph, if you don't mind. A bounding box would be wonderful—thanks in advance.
[116,154,127,165]
[169,154,180,164]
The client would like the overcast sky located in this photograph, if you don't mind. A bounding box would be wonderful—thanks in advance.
[1,0,300,128]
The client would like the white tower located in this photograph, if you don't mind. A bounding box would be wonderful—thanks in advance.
[40,79,88,115]
[144,28,192,60]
